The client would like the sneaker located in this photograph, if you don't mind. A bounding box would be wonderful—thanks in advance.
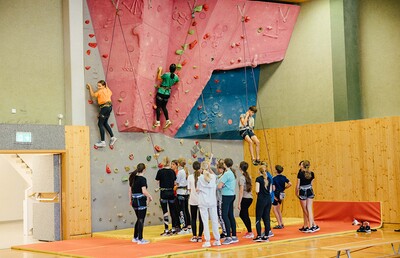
[197,236,202,242]
[131,237,138,243]
[109,137,117,146]
[243,232,254,238]
[153,121,160,127]
[163,120,172,129]
[298,226,305,231]
[303,227,312,233]
[213,240,221,246]
[231,236,239,243]
[261,236,269,242]
[365,226,371,233]
[222,237,233,245]
[311,225,320,232]
[253,236,263,242]
[220,233,227,239]
[252,160,259,166]
[273,225,283,229]
[178,229,190,235]
[268,231,274,237]
[95,141,106,148]
[160,229,170,236]
[202,241,211,248]
[190,236,198,242]
[137,239,150,245]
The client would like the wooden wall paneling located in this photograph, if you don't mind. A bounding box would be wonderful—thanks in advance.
[62,126,91,239]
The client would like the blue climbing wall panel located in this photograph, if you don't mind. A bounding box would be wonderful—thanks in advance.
[175,66,260,140]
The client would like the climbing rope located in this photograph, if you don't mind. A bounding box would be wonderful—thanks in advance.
[238,2,273,169]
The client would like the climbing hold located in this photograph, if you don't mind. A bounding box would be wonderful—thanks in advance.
[189,40,198,50]
[193,75,199,79]
[192,21,197,26]
[230,60,235,64]
[158,163,163,169]
[86,50,91,55]
[85,20,90,24]
[88,42,97,48]
[188,159,193,165]
[203,33,210,39]
[193,66,198,69]
[124,166,130,172]
[231,43,236,48]
[153,105,157,110]
[118,194,122,198]
[243,16,250,22]
[214,79,220,84]
[99,218,102,222]
[181,60,187,66]
[124,120,129,127]
[238,57,242,63]
[93,198,97,202]
[114,168,119,173]
[89,33,95,38]
[185,90,190,94]
[118,98,123,102]
[216,89,222,93]
[188,29,194,35]
[193,5,203,12]
[175,49,184,55]
[117,213,123,218]
[153,153,160,159]
[236,42,241,46]
[110,123,114,128]
[146,155,152,162]
[203,4,209,11]
[195,123,200,129]
[146,212,150,216]
[154,145,164,152]
[85,66,91,70]
[192,154,197,158]
[257,27,263,33]
[175,108,180,113]
[121,175,129,182]
[195,141,199,145]
[180,139,184,145]
[129,153,134,160]
[176,63,182,69]
[106,164,111,174]
[202,123,207,128]
[197,105,202,110]
[228,119,233,125]
[88,99,94,104]
[241,35,245,39]
[102,54,109,59]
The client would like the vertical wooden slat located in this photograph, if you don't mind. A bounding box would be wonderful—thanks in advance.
[62,126,91,239]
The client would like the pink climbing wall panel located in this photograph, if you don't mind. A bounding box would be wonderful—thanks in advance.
[86,0,300,137]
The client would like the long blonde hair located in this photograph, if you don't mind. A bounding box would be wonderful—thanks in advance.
[259,165,269,190]
[162,156,171,167]
[178,158,188,179]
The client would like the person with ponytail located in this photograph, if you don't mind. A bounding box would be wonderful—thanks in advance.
[253,165,272,242]
[153,64,179,129]
[217,158,238,245]
[215,160,227,239]
[156,156,180,235]
[237,161,254,238]
[187,161,204,242]
[86,80,117,148]
[129,163,153,244]
[272,165,292,229]
[176,158,191,234]
[296,160,319,233]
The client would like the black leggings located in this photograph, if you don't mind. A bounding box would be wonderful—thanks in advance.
[98,106,113,141]
[133,208,147,240]
[222,195,236,237]
[239,198,253,233]
[190,205,204,237]
[255,197,271,236]
[177,194,190,229]
[156,93,170,120]
[160,198,179,230]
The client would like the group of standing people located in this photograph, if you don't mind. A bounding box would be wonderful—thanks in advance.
[128,156,319,246]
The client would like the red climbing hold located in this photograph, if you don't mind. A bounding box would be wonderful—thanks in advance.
[197,105,202,110]
[102,54,109,59]
[192,154,197,158]
[194,75,199,79]
[88,42,97,48]
[153,105,157,110]
[106,164,112,174]
[189,40,198,50]
[203,4,209,11]
[85,66,91,70]
[181,60,187,66]
[154,145,164,152]
[129,153,134,160]
[109,145,114,150]
[195,123,200,129]
[85,20,90,24]
[86,50,91,55]
[158,163,164,169]
[216,89,222,93]
[88,99,93,104]
[214,79,220,84]
[89,33,95,38]
[203,33,210,40]
[110,123,114,128]
[228,119,233,125]
[93,145,98,149]
[195,141,199,145]
[192,21,197,26]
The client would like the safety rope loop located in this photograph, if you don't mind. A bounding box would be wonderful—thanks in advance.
[114,13,160,165]
[239,0,273,169]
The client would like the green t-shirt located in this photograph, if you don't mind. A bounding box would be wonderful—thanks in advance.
[158,72,179,95]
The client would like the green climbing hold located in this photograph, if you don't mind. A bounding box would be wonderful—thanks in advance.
[182,44,188,50]
[188,29,194,35]
[175,49,184,55]
[121,175,129,182]
[193,5,203,12]
[176,63,182,69]
[146,155,152,161]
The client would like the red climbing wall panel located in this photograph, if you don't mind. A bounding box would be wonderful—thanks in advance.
[86,0,300,137]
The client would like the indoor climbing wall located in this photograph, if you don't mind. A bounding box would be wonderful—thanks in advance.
[175,66,260,140]
[85,0,300,137]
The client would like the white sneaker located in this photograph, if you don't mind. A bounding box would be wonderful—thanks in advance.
[109,137,117,146]
[163,120,172,129]
[213,240,221,246]
[137,239,150,245]
[131,237,138,243]
[202,241,211,248]
[190,236,198,242]
[153,121,160,127]
[178,229,190,235]
[268,230,274,237]
[95,141,106,147]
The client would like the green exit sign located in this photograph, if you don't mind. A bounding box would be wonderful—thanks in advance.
[16,132,32,143]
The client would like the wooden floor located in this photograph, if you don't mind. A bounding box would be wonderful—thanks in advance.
[1,224,399,258]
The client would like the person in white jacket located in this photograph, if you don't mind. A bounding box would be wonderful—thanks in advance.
[197,162,221,248]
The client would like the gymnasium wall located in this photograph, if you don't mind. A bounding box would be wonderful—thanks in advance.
[0,0,65,125]
[246,116,400,223]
